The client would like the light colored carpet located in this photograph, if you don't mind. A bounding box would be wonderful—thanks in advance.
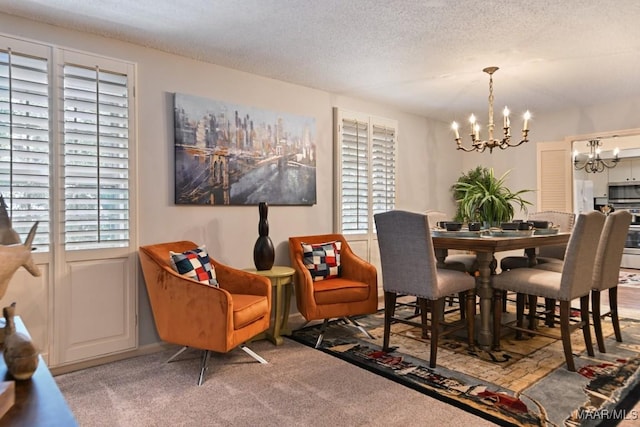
[55,339,496,427]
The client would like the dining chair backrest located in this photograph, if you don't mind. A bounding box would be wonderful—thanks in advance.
[528,210,576,232]
[425,210,448,227]
[528,210,575,259]
[374,210,438,299]
[592,210,632,291]
[558,211,606,300]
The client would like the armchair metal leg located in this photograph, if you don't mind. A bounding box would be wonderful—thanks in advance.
[298,320,311,329]
[198,350,210,386]
[315,319,329,348]
[240,345,268,364]
[314,317,374,349]
[344,316,374,339]
[169,345,268,386]
[166,346,189,363]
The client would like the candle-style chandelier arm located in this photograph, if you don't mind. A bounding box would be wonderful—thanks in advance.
[454,130,529,153]
[452,67,531,153]
[454,133,488,152]
[455,140,484,152]
[573,139,620,173]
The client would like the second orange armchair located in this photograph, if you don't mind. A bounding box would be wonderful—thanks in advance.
[289,233,378,347]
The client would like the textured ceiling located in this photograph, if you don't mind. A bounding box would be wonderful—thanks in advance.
[2,0,640,125]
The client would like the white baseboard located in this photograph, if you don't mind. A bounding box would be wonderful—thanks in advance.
[50,342,173,376]
[51,312,311,376]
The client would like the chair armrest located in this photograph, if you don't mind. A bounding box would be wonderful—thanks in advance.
[340,244,378,285]
[290,248,315,291]
[288,240,319,317]
[212,260,271,297]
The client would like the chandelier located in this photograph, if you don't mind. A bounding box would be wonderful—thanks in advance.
[573,139,620,173]
[452,67,531,153]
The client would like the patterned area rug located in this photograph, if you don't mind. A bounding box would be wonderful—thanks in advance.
[619,271,640,288]
[291,305,640,427]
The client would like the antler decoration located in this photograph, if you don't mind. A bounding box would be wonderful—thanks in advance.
[0,194,41,300]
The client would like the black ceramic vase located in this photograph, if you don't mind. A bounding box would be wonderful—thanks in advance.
[253,202,275,271]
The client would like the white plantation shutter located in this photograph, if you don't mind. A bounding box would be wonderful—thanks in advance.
[0,45,51,250]
[536,140,572,212]
[63,63,130,250]
[371,124,396,220]
[335,108,397,236]
[339,118,369,234]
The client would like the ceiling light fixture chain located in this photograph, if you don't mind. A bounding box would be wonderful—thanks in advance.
[452,66,531,153]
[573,139,620,173]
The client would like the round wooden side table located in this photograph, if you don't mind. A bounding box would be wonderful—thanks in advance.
[245,266,295,345]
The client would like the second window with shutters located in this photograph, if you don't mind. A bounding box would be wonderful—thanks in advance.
[334,108,397,236]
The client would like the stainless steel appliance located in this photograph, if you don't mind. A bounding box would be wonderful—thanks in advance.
[608,183,640,267]
[622,224,640,269]
[624,224,640,254]
[608,182,640,203]
[609,202,640,268]
[611,206,640,224]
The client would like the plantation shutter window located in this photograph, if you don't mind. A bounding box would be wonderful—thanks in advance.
[371,124,396,220]
[0,45,51,251]
[339,118,369,234]
[0,34,138,367]
[63,63,130,250]
[334,108,397,236]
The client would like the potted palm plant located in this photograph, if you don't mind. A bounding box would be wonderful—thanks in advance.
[453,167,532,228]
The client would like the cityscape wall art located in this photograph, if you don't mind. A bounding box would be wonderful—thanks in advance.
[173,93,317,205]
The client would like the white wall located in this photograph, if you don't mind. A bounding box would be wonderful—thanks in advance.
[0,13,463,346]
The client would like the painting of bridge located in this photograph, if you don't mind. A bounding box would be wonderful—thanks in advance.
[173,93,316,205]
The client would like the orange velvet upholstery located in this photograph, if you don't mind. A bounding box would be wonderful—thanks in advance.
[288,234,378,322]
[139,241,272,354]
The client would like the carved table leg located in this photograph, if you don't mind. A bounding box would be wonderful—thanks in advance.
[476,251,494,350]
[434,248,448,268]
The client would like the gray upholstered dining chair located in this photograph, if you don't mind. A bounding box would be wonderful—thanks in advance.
[424,210,477,318]
[425,210,478,274]
[499,210,576,325]
[374,210,477,368]
[491,211,606,371]
[590,210,632,353]
[500,211,576,271]
[535,211,632,343]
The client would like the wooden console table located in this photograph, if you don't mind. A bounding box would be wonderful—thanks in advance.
[0,317,77,426]
[245,266,295,345]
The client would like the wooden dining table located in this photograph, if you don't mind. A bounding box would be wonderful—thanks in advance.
[432,231,571,350]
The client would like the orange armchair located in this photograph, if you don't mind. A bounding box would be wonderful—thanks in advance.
[139,241,271,385]
[288,234,378,347]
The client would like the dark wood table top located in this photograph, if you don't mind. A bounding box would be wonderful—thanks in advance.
[432,232,571,253]
[0,318,77,426]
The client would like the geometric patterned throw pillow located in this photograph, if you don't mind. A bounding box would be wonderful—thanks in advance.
[301,240,342,281]
[169,245,219,287]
